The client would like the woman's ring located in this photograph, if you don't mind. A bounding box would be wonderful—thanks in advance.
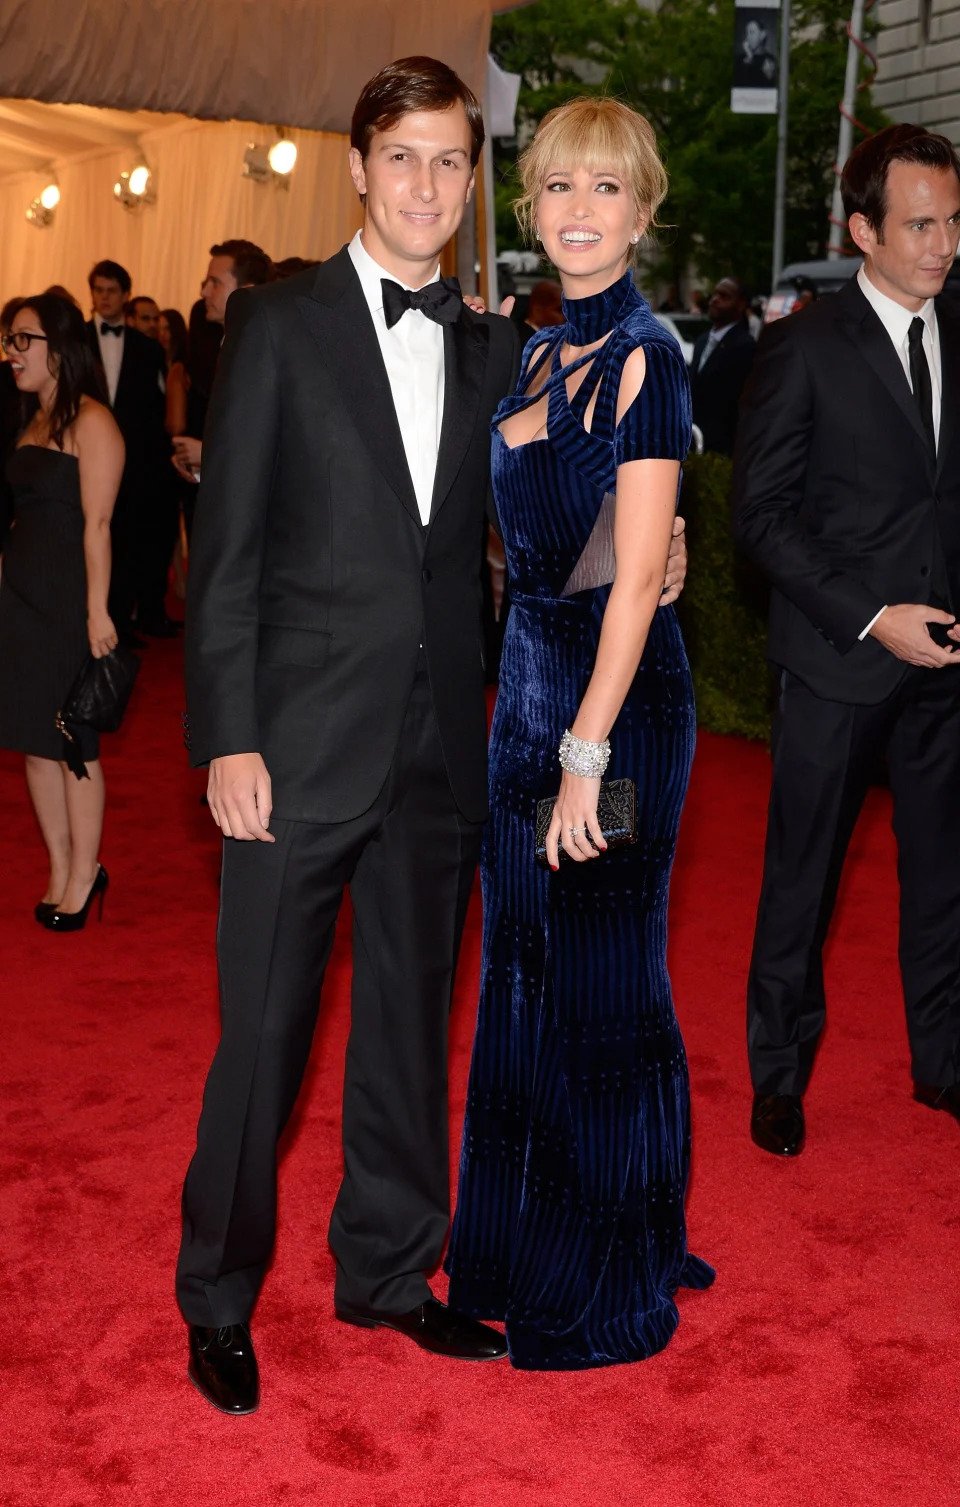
[569,826,581,836]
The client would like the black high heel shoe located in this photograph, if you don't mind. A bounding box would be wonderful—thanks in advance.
[41,866,109,932]
[34,900,58,924]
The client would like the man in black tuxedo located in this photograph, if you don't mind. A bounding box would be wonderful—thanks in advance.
[175,58,522,1417]
[690,277,756,454]
[734,124,960,1157]
[85,260,174,642]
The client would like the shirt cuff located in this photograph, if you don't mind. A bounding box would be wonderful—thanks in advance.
[859,606,887,641]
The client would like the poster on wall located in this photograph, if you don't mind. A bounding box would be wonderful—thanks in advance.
[730,0,780,114]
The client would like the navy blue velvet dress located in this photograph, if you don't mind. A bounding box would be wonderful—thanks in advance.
[445,272,714,1370]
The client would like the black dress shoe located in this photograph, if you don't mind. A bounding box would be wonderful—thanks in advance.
[336,1296,508,1361]
[188,1324,259,1414]
[751,1092,805,1156]
[914,1082,960,1126]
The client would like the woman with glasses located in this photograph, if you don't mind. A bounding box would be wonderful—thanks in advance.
[0,292,124,929]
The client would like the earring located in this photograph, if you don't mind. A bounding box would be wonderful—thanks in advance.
[630,233,640,244]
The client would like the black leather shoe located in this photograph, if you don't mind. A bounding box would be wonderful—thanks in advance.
[751,1092,805,1156]
[336,1296,507,1361]
[188,1324,260,1414]
[914,1082,960,1126]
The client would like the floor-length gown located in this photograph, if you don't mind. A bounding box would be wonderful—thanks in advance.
[445,271,714,1370]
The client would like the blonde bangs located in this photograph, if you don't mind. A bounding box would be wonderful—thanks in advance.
[515,97,668,252]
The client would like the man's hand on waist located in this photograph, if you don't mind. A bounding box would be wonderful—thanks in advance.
[207,753,275,841]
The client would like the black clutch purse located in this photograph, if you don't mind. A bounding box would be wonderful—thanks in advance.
[55,646,140,779]
[535,777,637,867]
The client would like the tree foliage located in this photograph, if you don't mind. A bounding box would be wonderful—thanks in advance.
[490,0,887,294]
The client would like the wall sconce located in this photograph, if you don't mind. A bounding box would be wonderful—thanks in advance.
[114,162,156,210]
[26,182,60,228]
[243,133,297,188]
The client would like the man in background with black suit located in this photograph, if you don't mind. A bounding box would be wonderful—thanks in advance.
[86,260,174,642]
[170,239,273,487]
[691,276,756,454]
[734,124,960,1157]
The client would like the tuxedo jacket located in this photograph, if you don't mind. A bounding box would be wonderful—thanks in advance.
[733,279,960,704]
[690,317,756,455]
[84,321,169,492]
[184,248,520,824]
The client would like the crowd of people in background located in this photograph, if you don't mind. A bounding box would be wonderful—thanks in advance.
[0,241,317,632]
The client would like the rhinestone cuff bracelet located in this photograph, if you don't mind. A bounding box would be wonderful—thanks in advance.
[559,729,611,779]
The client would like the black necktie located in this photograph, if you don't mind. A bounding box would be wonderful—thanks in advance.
[100,322,123,337]
[907,316,935,448]
[380,277,462,331]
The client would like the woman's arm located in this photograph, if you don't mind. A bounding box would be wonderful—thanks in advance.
[547,346,681,866]
[165,360,189,437]
[75,401,125,658]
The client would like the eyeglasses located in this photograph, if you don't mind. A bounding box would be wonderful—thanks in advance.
[1,331,49,354]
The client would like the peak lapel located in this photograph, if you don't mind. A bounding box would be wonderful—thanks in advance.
[294,251,420,525]
[429,312,489,525]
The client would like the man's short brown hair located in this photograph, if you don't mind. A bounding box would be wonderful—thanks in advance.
[841,123,960,236]
[350,56,485,167]
[210,239,274,287]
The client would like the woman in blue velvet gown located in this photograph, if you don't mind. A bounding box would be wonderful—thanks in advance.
[446,98,714,1369]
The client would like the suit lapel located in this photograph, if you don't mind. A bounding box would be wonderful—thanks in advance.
[295,248,420,525]
[836,280,935,471]
[429,310,489,524]
[936,296,960,480]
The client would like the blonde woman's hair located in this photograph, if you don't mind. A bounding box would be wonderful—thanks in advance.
[515,96,668,261]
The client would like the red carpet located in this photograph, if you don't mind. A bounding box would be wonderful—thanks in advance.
[2,638,959,1506]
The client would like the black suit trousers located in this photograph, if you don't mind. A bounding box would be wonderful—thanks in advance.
[175,671,482,1326]
[748,666,960,1095]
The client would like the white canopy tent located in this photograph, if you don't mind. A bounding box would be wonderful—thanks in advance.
[0,0,525,313]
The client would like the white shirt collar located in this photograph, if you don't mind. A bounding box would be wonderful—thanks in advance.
[857,264,935,343]
[348,229,439,315]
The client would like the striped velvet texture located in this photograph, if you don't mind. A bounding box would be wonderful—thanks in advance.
[445,271,715,1369]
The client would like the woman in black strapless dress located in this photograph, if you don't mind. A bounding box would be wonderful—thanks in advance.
[0,294,124,928]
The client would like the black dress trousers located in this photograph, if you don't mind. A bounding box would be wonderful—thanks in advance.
[176,669,482,1326]
[747,666,960,1096]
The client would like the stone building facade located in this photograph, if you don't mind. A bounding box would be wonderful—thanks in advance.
[873,0,960,144]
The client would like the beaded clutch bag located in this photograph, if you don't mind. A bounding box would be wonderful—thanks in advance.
[534,777,637,868]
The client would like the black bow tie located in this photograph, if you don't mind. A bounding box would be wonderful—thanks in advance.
[100,322,123,337]
[381,277,462,331]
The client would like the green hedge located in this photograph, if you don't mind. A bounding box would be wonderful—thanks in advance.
[676,453,772,741]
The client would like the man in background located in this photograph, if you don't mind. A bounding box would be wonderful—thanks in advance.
[125,296,161,339]
[172,239,272,483]
[86,260,174,641]
[735,124,960,1157]
[690,275,756,455]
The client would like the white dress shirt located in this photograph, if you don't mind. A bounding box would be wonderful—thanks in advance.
[697,321,735,372]
[95,319,125,406]
[856,265,942,640]
[348,230,445,526]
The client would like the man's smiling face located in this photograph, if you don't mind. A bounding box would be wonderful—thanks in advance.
[349,104,475,285]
